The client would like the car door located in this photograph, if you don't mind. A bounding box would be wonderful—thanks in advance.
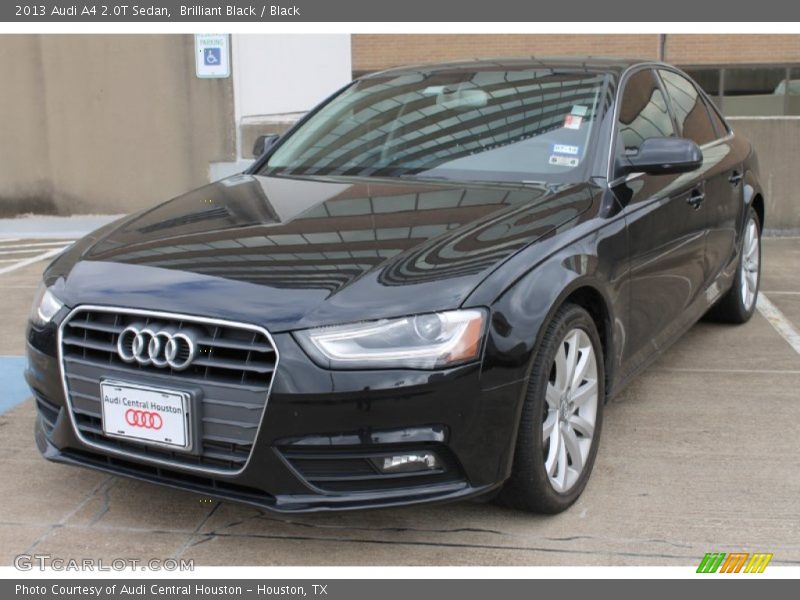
[657,69,745,293]
[610,68,708,373]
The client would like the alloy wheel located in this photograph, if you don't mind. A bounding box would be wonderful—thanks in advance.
[740,217,760,311]
[542,328,599,493]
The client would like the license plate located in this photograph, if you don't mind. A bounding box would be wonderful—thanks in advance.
[100,380,191,450]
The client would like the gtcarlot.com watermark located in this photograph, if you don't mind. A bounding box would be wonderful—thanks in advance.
[14,554,194,571]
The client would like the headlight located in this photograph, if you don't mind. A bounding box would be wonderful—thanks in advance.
[29,283,64,328]
[295,309,487,370]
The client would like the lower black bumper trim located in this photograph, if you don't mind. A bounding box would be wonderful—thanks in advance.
[36,415,501,513]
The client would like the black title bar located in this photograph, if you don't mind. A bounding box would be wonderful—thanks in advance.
[4,579,794,600]
[4,0,800,22]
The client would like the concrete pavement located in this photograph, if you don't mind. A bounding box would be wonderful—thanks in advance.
[0,238,798,566]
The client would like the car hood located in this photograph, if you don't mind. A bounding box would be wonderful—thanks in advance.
[51,174,595,332]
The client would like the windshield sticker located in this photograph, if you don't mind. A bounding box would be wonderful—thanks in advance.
[549,155,580,167]
[563,114,583,130]
[571,105,589,117]
[552,143,580,156]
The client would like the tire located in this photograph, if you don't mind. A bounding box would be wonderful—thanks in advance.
[498,303,604,514]
[706,207,761,324]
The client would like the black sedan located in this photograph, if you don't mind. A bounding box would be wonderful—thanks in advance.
[26,58,764,513]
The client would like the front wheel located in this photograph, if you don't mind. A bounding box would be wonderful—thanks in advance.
[707,207,761,324]
[498,304,604,514]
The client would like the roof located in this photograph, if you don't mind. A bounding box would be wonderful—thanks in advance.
[361,56,657,79]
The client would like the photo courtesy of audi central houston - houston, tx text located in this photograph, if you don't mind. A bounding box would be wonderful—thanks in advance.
[1,32,799,570]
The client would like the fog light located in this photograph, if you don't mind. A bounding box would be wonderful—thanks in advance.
[373,451,441,474]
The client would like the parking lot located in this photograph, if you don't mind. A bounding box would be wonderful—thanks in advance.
[0,234,798,567]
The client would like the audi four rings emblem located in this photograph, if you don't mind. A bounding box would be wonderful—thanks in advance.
[117,324,199,370]
[125,409,163,430]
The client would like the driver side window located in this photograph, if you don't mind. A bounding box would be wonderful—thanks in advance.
[617,69,676,156]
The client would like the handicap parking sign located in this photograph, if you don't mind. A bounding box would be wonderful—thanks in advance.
[194,34,230,79]
[204,47,221,66]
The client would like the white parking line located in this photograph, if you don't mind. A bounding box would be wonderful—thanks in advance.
[0,247,66,276]
[0,248,65,256]
[757,293,800,355]
[0,241,75,250]
[655,367,800,375]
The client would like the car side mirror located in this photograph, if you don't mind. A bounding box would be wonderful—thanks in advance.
[615,137,702,177]
[252,134,280,158]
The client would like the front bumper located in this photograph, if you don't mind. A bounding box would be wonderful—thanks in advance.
[27,315,525,513]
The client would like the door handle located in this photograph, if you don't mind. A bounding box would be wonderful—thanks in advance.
[729,171,743,186]
[687,190,705,210]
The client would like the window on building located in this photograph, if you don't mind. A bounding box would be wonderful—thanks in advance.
[681,64,800,116]
[785,66,800,116]
[722,67,787,116]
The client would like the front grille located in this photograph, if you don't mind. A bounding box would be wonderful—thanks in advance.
[282,444,464,493]
[60,307,278,474]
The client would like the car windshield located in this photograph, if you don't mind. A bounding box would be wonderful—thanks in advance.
[260,68,609,184]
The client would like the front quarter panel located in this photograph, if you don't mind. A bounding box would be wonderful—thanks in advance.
[471,189,629,396]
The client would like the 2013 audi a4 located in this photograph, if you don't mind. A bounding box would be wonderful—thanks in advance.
[26,58,764,513]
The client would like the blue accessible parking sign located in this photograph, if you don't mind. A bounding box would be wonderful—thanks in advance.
[194,34,230,79]
[204,47,221,66]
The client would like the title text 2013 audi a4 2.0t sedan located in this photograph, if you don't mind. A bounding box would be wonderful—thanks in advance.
[26,58,764,514]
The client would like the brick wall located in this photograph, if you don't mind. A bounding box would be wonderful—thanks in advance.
[352,34,800,72]
[666,35,800,65]
[351,34,659,72]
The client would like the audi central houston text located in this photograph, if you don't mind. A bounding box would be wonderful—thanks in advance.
[27,59,764,513]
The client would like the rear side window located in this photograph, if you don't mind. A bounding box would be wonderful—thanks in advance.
[658,69,717,146]
[703,96,730,138]
[617,69,676,155]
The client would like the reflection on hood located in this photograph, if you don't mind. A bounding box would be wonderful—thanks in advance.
[84,174,594,297]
